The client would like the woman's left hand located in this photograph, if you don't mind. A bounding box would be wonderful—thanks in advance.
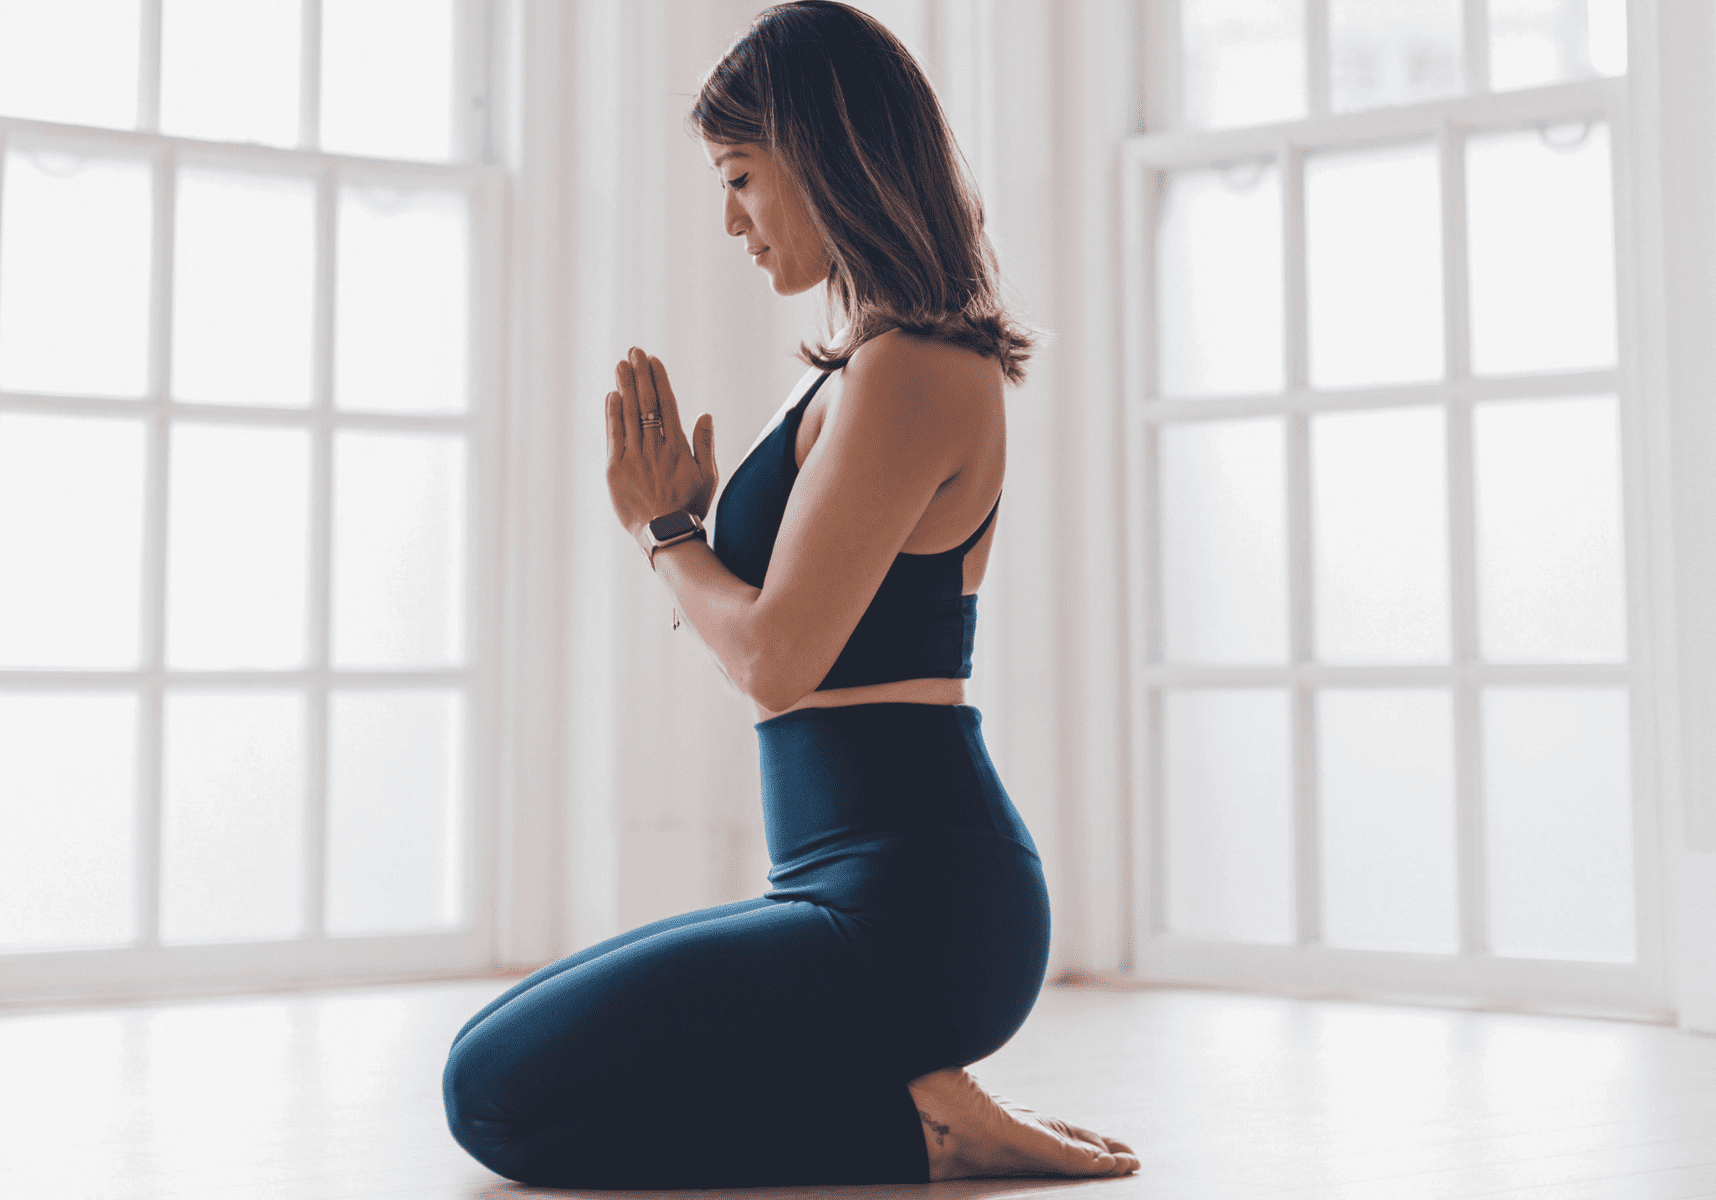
[605,347,718,551]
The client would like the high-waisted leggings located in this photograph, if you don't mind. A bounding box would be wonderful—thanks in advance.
[442,702,1051,1189]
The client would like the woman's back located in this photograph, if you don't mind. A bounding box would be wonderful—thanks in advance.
[713,332,1006,700]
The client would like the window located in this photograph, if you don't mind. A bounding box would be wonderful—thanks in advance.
[0,0,502,999]
[1124,0,1661,1011]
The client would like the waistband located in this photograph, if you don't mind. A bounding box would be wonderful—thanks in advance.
[754,702,1037,866]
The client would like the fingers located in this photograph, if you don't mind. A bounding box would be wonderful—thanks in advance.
[629,347,667,450]
[645,354,683,449]
[695,412,718,484]
[614,354,642,456]
[628,348,658,436]
[605,390,624,463]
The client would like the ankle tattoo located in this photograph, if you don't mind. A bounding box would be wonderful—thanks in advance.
[918,1109,952,1148]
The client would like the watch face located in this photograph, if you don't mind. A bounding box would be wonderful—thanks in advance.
[650,511,697,540]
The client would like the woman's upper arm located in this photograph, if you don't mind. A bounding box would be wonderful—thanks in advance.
[748,334,968,709]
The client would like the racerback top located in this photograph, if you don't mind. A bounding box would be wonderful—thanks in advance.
[711,370,999,691]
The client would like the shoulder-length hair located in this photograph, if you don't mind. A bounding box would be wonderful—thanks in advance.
[688,0,1036,384]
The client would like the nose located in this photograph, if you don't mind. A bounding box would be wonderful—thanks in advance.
[724,187,747,238]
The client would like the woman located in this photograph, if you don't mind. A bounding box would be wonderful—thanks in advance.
[443,2,1138,1187]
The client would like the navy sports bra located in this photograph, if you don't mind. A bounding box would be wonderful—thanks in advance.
[711,370,1000,691]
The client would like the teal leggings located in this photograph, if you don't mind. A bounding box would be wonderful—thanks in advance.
[442,703,1051,1188]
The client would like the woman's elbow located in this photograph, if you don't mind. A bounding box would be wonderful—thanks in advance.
[746,672,810,715]
[742,649,817,714]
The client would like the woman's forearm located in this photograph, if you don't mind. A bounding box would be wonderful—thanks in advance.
[648,537,771,701]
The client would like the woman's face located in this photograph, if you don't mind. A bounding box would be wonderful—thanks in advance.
[703,139,830,296]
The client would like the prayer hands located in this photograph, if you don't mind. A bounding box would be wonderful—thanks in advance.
[604,347,718,551]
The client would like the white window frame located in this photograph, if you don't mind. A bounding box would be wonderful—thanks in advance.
[0,0,509,1005]
[1120,7,1668,1017]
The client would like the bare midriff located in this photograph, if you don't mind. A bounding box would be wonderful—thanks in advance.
[752,675,966,723]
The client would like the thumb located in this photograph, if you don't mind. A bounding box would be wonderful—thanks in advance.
[696,413,717,469]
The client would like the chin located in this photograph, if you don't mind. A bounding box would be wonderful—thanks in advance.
[770,272,822,298]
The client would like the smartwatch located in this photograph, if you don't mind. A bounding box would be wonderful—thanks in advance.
[643,510,706,568]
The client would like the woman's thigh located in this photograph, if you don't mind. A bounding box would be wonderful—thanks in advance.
[443,896,903,1139]
[450,896,776,1048]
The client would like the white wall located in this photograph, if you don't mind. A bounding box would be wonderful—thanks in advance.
[495,0,1140,975]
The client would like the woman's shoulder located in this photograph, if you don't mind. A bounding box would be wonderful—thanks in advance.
[843,328,1003,404]
[848,326,997,371]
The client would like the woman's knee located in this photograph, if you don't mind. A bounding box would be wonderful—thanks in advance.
[441,1038,518,1168]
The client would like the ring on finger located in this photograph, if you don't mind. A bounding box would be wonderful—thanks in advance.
[640,411,662,430]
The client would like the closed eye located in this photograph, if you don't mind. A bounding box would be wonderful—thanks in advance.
[725,173,749,190]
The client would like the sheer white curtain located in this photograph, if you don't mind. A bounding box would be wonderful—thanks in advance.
[1630,0,1716,1033]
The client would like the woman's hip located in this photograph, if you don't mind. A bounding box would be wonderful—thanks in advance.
[754,701,1037,861]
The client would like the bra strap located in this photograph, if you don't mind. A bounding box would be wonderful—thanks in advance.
[955,490,1002,556]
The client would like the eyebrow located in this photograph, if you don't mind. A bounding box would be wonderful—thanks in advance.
[710,149,749,169]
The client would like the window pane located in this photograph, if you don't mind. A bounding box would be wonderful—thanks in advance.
[1312,407,1449,663]
[321,0,454,161]
[1160,419,1288,664]
[1468,123,1615,376]
[1306,142,1443,388]
[0,693,135,951]
[1164,689,1294,945]
[331,432,466,668]
[327,689,463,936]
[0,149,152,398]
[0,0,139,130]
[1330,0,1463,114]
[162,692,305,944]
[1318,690,1458,954]
[1491,0,1627,91]
[1157,161,1283,396]
[0,414,144,669]
[1181,0,1306,130]
[160,0,300,147]
[166,425,310,670]
[1474,397,1625,662]
[173,168,316,408]
[335,186,469,413]
[1483,688,1633,962]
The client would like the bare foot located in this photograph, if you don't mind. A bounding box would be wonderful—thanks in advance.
[906,1067,1141,1181]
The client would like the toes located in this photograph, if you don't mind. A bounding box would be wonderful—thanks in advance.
[1101,1138,1141,1176]
[1076,1131,1139,1177]
[1063,1122,1108,1148]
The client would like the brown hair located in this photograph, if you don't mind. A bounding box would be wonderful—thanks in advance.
[688,0,1036,384]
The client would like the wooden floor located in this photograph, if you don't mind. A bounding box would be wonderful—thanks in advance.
[5,977,1716,1200]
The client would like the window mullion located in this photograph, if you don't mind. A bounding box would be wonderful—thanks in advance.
[134,148,176,950]
[1279,132,1320,947]
[1305,0,1332,119]
[1441,120,1473,385]
[300,0,323,152]
[1141,0,1182,133]
[304,162,337,943]
[1287,402,1318,948]
[1281,140,1309,392]
[451,0,492,165]
[1464,0,1492,94]
[137,0,163,134]
[1440,115,1488,959]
